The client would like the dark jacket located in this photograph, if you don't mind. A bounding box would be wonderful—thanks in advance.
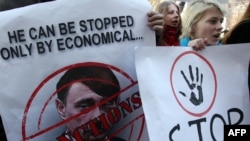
[223,20,250,93]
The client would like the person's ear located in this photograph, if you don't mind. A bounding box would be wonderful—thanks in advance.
[55,99,66,119]
[191,25,195,34]
[190,24,196,39]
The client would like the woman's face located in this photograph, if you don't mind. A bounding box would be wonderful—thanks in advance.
[193,7,224,45]
[164,4,180,27]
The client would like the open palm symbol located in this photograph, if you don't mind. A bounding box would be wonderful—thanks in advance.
[179,65,204,106]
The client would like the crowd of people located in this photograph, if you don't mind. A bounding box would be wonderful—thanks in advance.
[157,0,250,49]
[154,0,249,100]
[0,0,249,140]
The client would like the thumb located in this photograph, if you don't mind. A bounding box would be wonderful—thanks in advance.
[203,38,209,45]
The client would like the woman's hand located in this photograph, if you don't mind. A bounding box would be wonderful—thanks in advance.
[188,38,208,51]
[147,11,164,36]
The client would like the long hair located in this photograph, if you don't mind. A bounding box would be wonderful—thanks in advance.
[155,0,182,46]
[155,0,181,25]
[180,0,226,39]
[156,0,179,15]
[222,2,250,44]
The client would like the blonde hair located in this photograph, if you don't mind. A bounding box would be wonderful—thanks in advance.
[156,0,179,14]
[180,0,226,39]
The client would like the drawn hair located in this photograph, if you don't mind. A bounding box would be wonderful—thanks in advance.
[56,65,120,104]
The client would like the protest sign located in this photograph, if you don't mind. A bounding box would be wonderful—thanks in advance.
[0,0,155,61]
[135,44,250,141]
[0,0,154,140]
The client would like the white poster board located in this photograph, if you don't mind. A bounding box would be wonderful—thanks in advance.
[135,44,250,141]
[0,0,155,140]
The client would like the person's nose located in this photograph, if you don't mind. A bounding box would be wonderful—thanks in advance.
[217,22,223,31]
[174,11,179,17]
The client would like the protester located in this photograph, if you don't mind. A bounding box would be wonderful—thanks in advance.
[147,10,164,43]
[155,0,181,46]
[55,66,125,141]
[221,3,250,44]
[221,2,250,92]
[179,0,226,51]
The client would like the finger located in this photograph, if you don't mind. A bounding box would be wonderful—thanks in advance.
[152,25,163,35]
[193,44,203,51]
[148,20,163,35]
[147,11,156,17]
[193,45,201,51]
[148,19,164,28]
[148,13,164,22]
[203,38,208,45]
[200,41,206,49]
[195,40,206,50]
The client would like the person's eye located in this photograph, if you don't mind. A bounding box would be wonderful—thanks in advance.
[208,20,217,24]
[79,104,91,110]
[168,11,174,14]
[220,19,224,23]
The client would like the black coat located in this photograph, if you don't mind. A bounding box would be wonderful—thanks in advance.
[224,20,250,93]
